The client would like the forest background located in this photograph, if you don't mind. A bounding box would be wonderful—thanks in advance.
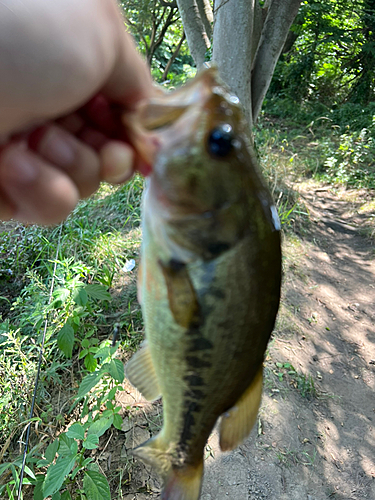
[0,1,375,499]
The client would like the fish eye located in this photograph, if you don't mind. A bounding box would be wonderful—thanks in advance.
[207,124,234,158]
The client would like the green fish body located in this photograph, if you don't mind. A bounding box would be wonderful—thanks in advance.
[125,68,281,500]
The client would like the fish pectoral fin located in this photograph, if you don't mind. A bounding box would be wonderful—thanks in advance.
[133,434,203,500]
[158,259,200,329]
[219,367,263,452]
[125,342,161,401]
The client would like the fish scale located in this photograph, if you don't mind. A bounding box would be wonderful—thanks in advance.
[125,67,282,500]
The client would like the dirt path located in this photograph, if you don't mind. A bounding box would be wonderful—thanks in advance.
[117,185,375,500]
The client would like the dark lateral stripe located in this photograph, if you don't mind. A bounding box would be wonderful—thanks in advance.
[178,400,202,446]
[189,337,213,351]
[206,241,231,256]
[184,374,205,386]
[186,356,211,369]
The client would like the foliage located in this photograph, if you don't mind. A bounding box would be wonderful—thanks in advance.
[119,0,195,83]
[0,179,144,499]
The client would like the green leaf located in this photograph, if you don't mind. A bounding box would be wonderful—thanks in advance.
[52,492,61,500]
[52,288,70,308]
[77,372,102,399]
[85,284,111,301]
[57,324,75,359]
[81,338,90,348]
[113,414,123,430]
[106,387,117,401]
[58,434,74,457]
[61,491,72,500]
[83,434,99,450]
[83,470,111,500]
[73,287,88,307]
[66,423,85,440]
[43,455,76,498]
[45,439,59,464]
[84,352,98,372]
[33,475,45,500]
[108,359,124,382]
[23,465,36,480]
[79,349,88,359]
[0,462,10,475]
[87,415,113,438]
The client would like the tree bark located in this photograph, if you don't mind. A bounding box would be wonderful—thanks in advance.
[162,32,186,80]
[196,0,213,40]
[213,0,255,127]
[176,0,209,68]
[251,0,302,123]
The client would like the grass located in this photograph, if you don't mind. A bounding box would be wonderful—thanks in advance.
[0,177,144,499]
[1,107,374,498]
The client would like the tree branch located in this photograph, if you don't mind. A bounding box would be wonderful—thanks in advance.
[251,0,302,123]
[176,0,209,67]
[196,0,213,40]
[162,31,186,80]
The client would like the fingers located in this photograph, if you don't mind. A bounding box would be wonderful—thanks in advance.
[100,141,134,183]
[0,144,79,225]
[35,125,101,198]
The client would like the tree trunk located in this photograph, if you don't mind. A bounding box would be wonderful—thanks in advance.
[212,0,254,128]
[176,0,209,68]
[196,0,213,40]
[162,32,186,80]
[251,0,302,122]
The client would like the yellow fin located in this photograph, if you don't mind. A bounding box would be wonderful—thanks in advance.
[161,461,203,500]
[158,259,200,329]
[219,367,263,452]
[125,343,161,401]
[133,434,203,500]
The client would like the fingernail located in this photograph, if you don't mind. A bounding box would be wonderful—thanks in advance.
[39,128,75,166]
[100,142,134,183]
[1,148,38,184]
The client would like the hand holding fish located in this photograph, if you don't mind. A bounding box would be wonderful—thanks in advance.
[0,0,153,225]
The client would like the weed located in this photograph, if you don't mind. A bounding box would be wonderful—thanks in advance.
[0,179,144,499]
[272,362,317,399]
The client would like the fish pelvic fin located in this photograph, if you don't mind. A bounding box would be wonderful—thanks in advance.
[125,342,161,401]
[133,435,203,500]
[219,367,263,452]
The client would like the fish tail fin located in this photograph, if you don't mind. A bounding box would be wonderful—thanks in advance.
[161,461,203,500]
[133,434,203,500]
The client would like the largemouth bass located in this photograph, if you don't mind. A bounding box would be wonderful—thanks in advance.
[125,67,282,500]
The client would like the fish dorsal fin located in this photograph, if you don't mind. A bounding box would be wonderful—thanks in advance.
[125,342,161,401]
[133,434,203,500]
[158,259,200,329]
[219,367,263,452]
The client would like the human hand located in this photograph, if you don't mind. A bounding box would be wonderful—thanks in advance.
[0,0,153,225]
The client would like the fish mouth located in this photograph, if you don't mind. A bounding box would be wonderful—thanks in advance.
[123,66,239,171]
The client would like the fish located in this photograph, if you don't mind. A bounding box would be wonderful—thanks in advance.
[124,67,282,500]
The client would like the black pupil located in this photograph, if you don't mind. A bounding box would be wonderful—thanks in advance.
[207,126,234,158]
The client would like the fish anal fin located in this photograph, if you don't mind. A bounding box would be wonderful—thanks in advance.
[159,259,200,329]
[133,434,203,500]
[219,367,263,452]
[125,343,161,401]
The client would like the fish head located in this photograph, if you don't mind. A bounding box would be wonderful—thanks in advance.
[127,67,280,260]
[135,67,260,216]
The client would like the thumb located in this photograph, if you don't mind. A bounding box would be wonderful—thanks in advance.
[102,25,153,108]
